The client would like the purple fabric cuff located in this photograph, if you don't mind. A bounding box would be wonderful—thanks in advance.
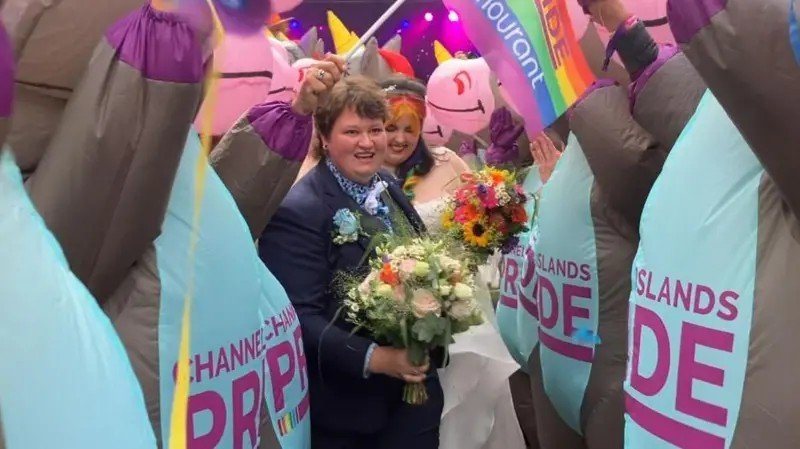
[667,0,727,44]
[0,25,14,117]
[246,101,313,162]
[105,4,205,83]
[567,78,619,120]
[629,45,680,111]
[484,144,518,166]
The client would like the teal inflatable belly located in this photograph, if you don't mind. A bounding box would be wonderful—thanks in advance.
[496,167,542,368]
[624,91,758,448]
[0,151,156,448]
[534,134,600,432]
[152,132,310,448]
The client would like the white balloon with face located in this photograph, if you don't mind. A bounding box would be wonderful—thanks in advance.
[422,104,454,147]
[265,38,296,103]
[271,0,303,13]
[426,58,495,135]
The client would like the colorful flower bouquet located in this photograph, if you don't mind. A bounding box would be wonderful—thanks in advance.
[341,237,484,404]
[440,168,529,264]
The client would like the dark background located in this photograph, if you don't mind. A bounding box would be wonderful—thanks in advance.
[282,0,477,81]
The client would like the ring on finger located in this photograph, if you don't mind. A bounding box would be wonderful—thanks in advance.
[315,69,326,81]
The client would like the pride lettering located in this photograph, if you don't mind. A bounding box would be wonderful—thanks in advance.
[171,306,308,448]
[626,269,744,449]
[499,244,539,318]
[536,270,594,362]
[535,0,570,68]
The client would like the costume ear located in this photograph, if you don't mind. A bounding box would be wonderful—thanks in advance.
[360,37,382,79]
[383,34,402,52]
[298,28,317,57]
[314,39,325,58]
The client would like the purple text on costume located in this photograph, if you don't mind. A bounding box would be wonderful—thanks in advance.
[536,253,595,362]
[626,268,741,449]
[171,304,308,448]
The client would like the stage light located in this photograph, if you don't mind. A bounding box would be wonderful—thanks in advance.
[424,12,433,22]
[290,19,300,29]
[401,19,411,29]
[448,10,459,22]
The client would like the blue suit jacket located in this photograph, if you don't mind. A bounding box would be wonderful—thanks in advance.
[259,161,439,435]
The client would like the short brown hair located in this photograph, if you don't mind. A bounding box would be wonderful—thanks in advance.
[311,76,390,158]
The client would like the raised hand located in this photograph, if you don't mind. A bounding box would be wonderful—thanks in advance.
[530,132,562,184]
[292,54,346,116]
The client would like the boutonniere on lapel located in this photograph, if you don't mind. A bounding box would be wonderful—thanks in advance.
[332,208,364,245]
[363,180,390,217]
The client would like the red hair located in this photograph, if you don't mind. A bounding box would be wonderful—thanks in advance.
[378,49,415,78]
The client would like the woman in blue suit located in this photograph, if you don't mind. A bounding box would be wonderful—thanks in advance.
[259,73,444,449]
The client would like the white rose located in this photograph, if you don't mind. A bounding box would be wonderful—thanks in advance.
[453,283,473,300]
[449,301,474,320]
[438,255,461,273]
[411,288,442,318]
[439,285,452,297]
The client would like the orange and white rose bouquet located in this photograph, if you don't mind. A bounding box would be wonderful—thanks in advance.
[341,237,483,404]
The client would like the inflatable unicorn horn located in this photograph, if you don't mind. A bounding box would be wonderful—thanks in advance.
[327,10,360,55]
[433,40,453,64]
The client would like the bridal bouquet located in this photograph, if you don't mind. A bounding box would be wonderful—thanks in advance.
[440,168,529,263]
[341,237,484,404]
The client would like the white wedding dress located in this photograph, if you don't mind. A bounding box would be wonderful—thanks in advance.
[415,198,526,449]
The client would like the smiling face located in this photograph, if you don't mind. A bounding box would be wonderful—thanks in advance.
[422,104,453,147]
[323,108,387,184]
[426,58,495,134]
[385,114,421,169]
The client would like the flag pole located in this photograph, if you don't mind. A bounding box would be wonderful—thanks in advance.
[345,0,408,61]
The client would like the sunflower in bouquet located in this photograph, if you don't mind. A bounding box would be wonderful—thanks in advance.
[341,236,484,404]
[441,167,529,263]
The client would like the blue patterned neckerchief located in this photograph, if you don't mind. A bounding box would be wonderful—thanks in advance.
[326,158,393,231]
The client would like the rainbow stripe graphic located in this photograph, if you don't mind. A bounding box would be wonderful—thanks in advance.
[443,0,594,133]
[277,391,310,435]
[791,0,800,63]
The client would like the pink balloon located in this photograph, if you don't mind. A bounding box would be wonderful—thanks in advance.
[422,104,454,147]
[624,0,672,44]
[265,39,296,103]
[271,0,303,14]
[426,58,495,135]
[195,33,273,136]
[566,1,592,38]
[568,0,673,43]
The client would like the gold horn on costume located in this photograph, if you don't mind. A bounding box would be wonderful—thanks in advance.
[434,40,453,65]
[327,11,360,54]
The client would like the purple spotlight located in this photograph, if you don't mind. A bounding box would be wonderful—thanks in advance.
[448,10,459,22]
[424,12,433,22]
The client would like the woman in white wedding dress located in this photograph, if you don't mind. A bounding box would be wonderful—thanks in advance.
[379,75,525,449]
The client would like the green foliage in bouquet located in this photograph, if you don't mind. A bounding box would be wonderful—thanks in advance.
[337,234,484,404]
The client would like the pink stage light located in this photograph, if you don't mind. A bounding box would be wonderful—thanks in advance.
[448,10,459,22]
[424,12,433,21]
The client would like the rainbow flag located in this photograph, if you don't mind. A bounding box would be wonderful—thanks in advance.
[791,0,800,64]
[443,0,594,134]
